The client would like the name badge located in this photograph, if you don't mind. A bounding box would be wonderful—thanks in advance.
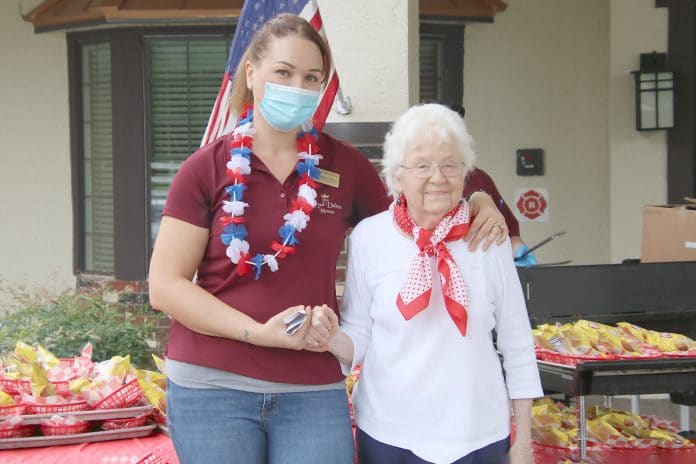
[317,168,340,188]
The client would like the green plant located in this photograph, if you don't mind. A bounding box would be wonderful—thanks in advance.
[0,284,156,369]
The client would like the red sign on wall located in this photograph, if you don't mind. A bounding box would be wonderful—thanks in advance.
[515,188,549,222]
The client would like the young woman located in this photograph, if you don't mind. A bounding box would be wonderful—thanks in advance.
[148,14,509,464]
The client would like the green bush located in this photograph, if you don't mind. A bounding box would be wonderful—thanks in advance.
[0,285,156,369]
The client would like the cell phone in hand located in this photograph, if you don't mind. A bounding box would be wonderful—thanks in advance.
[282,309,308,335]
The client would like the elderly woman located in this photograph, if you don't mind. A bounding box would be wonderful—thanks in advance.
[307,104,543,464]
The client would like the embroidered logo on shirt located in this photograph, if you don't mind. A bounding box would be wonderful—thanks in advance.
[318,193,343,214]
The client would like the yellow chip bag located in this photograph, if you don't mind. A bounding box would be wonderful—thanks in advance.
[573,320,602,344]
[36,345,60,369]
[601,412,648,431]
[597,331,626,355]
[28,362,55,397]
[644,331,695,352]
[617,322,648,343]
[94,355,132,382]
[559,326,600,356]
[14,342,38,363]
[134,368,166,390]
[533,397,563,413]
[0,390,15,406]
[152,354,166,374]
[559,412,577,429]
[587,418,625,442]
[532,426,571,447]
[69,377,99,394]
[532,411,563,429]
[648,428,689,444]
[138,378,167,412]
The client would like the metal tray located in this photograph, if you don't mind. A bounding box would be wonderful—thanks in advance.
[537,357,696,396]
[0,423,157,449]
[16,404,153,425]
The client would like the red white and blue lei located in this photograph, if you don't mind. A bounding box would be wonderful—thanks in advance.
[220,105,322,279]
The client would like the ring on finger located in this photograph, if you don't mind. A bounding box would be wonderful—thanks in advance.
[493,222,505,231]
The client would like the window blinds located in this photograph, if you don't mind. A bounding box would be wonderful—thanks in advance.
[81,42,114,273]
[419,33,446,102]
[147,37,229,244]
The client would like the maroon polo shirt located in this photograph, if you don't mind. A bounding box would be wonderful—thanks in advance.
[161,132,389,384]
[463,168,520,237]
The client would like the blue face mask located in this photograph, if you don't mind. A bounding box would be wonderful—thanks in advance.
[258,82,320,132]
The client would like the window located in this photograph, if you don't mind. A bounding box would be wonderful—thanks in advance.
[69,28,232,279]
[146,37,231,245]
[419,23,464,104]
[80,42,114,274]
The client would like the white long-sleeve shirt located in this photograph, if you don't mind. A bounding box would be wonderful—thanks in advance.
[340,211,543,464]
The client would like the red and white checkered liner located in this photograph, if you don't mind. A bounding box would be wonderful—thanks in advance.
[0,376,20,395]
[642,415,681,433]
[151,407,167,425]
[40,414,90,436]
[90,377,143,410]
[80,376,124,407]
[21,392,90,414]
[603,436,660,449]
[0,415,34,438]
[46,357,94,382]
[0,401,25,417]
[101,413,149,431]
[0,415,23,430]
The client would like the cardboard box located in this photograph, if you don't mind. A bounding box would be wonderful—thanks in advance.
[641,202,696,263]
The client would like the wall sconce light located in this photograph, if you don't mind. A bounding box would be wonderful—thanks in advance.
[631,52,675,131]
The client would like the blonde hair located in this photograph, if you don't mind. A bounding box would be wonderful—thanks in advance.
[229,13,332,117]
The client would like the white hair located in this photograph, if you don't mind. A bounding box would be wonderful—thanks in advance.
[381,103,477,199]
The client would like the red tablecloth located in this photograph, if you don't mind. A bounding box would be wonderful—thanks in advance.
[0,432,178,464]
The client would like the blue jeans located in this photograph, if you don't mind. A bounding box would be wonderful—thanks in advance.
[167,380,354,464]
[356,427,510,464]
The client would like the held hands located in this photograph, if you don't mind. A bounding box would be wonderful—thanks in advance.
[304,304,339,352]
[253,304,338,352]
[255,305,314,350]
[465,191,509,251]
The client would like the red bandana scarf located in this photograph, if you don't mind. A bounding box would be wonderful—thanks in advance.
[392,196,470,336]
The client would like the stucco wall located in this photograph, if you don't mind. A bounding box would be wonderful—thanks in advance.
[321,0,418,121]
[609,0,668,263]
[464,0,611,265]
[0,2,74,293]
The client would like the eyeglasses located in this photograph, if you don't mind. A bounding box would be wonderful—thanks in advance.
[400,161,465,179]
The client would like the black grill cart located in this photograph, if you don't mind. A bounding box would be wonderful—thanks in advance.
[517,262,696,459]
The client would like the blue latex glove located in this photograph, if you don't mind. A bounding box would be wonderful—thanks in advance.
[514,244,537,267]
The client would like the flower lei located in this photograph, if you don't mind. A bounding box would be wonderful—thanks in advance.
[220,105,322,279]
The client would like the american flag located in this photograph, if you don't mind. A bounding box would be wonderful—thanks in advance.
[201,0,340,146]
